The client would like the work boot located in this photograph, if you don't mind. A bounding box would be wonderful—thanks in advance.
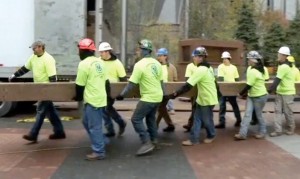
[105,132,116,137]
[285,131,295,135]
[254,133,265,139]
[234,134,246,140]
[182,140,194,146]
[163,126,175,132]
[49,133,66,140]
[269,132,282,137]
[136,141,154,156]
[85,152,105,161]
[203,137,215,144]
[118,121,127,136]
[23,134,37,142]
[215,123,225,129]
[234,120,241,127]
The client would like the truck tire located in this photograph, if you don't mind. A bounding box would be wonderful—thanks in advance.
[0,101,17,117]
[0,80,18,117]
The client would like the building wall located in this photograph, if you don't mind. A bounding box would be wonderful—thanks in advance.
[260,0,300,20]
[34,0,86,75]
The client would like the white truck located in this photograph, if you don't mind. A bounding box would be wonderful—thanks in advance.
[0,0,182,116]
[0,0,87,116]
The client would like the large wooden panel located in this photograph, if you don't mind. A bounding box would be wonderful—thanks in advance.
[0,82,299,101]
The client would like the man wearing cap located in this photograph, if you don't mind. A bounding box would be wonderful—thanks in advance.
[215,51,241,129]
[167,47,218,146]
[98,42,127,137]
[182,50,201,132]
[116,39,163,156]
[269,46,297,137]
[74,38,110,160]
[156,48,177,132]
[8,41,66,142]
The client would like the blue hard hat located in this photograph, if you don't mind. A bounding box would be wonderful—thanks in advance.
[191,46,208,57]
[156,48,168,56]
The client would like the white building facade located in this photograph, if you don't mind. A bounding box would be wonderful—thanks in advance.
[260,0,300,20]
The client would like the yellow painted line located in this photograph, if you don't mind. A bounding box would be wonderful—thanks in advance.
[16,116,76,123]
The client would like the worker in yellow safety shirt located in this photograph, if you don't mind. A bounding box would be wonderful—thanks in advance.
[234,51,268,140]
[247,62,270,126]
[8,41,66,143]
[269,46,297,137]
[116,39,164,156]
[215,51,242,129]
[167,47,219,146]
[73,38,110,160]
[182,49,201,132]
[98,42,127,137]
[156,48,176,132]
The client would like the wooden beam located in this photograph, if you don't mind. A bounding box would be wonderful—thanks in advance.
[0,82,300,101]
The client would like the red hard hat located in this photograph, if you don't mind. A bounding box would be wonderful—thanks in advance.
[78,38,96,51]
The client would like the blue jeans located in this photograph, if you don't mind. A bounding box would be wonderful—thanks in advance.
[239,95,268,137]
[190,104,216,143]
[83,104,106,156]
[103,98,126,134]
[30,101,64,137]
[131,101,160,143]
[219,96,241,124]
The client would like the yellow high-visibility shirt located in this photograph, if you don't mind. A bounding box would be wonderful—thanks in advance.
[76,56,108,107]
[25,52,56,83]
[187,66,218,106]
[129,57,163,103]
[217,63,239,82]
[101,58,126,82]
[276,64,296,95]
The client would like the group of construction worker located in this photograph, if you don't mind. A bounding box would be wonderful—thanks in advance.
[9,38,299,160]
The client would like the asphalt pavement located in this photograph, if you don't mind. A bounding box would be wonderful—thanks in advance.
[0,99,300,178]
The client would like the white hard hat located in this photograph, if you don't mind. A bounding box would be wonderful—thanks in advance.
[98,42,113,51]
[221,51,231,59]
[278,46,290,56]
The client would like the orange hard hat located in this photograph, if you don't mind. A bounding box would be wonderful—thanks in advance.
[78,38,96,51]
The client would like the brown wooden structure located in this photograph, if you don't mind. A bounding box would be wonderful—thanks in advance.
[177,39,244,81]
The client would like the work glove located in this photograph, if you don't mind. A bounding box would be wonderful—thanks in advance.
[8,74,15,82]
[115,95,124,101]
[237,93,247,100]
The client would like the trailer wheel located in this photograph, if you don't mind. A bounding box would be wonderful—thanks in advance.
[0,80,18,117]
[0,101,17,117]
